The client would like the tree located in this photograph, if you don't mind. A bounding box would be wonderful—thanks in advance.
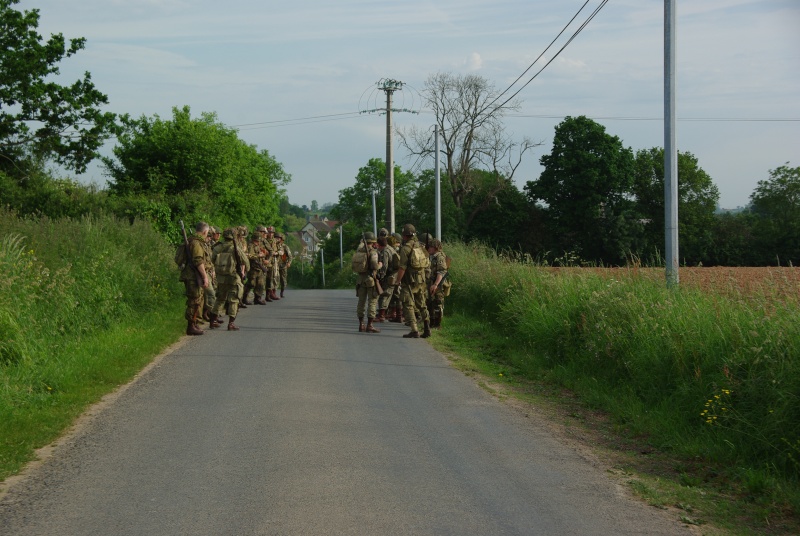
[632,148,720,264]
[398,72,540,234]
[103,106,289,233]
[749,163,800,265]
[330,158,415,241]
[0,0,117,174]
[525,116,636,264]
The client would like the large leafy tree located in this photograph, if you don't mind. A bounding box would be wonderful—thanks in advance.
[0,0,117,174]
[103,106,289,233]
[632,148,720,264]
[398,72,540,234]
[749,163,800,265]
[525,116,636,264]
[330,157,415,240]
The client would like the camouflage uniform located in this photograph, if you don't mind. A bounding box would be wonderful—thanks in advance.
[376,232,399,321]
[355,232,381,333]
[244,234,268,304]
[275,233,293,297]
[179,224,210,335]
[212,228,250,330]
[426,240,451,328]
[397,224,430,337]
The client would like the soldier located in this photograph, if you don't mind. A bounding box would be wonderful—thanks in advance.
[354,232,382,333]
[265,226,281,301]
[244,232,269,304]
[201,228,222,328]
[211,228,250,331]
[375,233,399,322]
[394,223,431,338]
[274,232,293,297]
[387,232,404,322]
[179,221,210,336]
[426,238,451,329]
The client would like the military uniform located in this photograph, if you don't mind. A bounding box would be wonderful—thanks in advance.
[179,226,210,335]
[376,235,399,322]
[355,233,381,333]
[427,241,451,328]
[397,224,430,338]
[275,233,293,297]
[212,228,250,331]
[244,234,269,304]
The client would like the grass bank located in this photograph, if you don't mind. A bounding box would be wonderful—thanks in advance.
[441,241,799,533]
[0,209,185,480]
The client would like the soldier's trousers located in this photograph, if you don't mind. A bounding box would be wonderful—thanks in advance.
[204,281,217,311]
[213,275,244,319]
[279,264,289,289]
[246,269,266,298]
[378,284,395,310]
[401,283,429,332]
[183,280,204,322]
[357,284,379,319]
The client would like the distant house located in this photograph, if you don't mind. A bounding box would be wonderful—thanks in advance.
[286,231,308,258]
[300,216,340,256]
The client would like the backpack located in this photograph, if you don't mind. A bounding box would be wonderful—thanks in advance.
[174,244,187,268]
[214,242,238,276]
[351,249,369,273]
[409,244,430,270]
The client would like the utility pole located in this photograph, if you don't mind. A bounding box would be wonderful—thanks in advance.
[664,0,679,287]
[379,79,402,233]
[360,79,420,234]
[435,125,442,240]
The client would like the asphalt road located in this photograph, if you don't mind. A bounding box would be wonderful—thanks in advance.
[0,289,688,535]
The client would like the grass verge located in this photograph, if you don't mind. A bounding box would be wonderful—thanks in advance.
[428,310,800,535]
[0,301,184,481]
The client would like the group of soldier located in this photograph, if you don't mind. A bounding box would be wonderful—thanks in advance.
[355,223,451,339]
[178,222,293,335]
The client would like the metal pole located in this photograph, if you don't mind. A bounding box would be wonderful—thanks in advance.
[664,0,679,287]
[435,125,442,240]
[339,225,343,269]
[385,89,395,233]
[372,190,378,236]
[320,248,325,287]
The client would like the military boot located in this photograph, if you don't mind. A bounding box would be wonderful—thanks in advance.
[366,319,380,333]
[402,330,420,339]
[376,309,386,322]
[421,321,432,338]
[228,318,240,331]
[358,318,365,332]
[280,287,285,298]
[209,313,221,329]
[186,321,204,336]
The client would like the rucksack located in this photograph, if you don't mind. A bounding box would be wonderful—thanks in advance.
[174,244,187,268]
[351,249,369,273]
[409,244,430,270]
[213,242,238,276]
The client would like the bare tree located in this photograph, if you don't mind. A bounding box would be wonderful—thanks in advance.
[399,72,541,221]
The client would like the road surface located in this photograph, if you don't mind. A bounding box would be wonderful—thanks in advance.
[0,289,688,535]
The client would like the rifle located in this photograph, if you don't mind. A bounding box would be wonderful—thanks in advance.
[362,233,384,295]
[179,220,204,287]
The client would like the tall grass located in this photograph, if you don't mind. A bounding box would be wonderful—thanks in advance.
[446,241,800,483]
[0,208,184,478]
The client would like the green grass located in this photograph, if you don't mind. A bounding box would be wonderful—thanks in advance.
[434,241,800,534]
[0,209,185,480]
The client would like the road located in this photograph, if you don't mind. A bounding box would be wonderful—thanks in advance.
[0,289,688,535]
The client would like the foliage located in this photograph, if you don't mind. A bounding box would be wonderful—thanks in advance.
[103,105,288,233]
[632,148,720,265]
[330,157,415,241]
[446,241,800,492]
[0,207,184,477]
[398,72,540,235]
[526,116,637,264]
[0,0,118,174]
[749,163,800,265]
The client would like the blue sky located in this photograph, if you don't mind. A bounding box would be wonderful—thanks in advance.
[21,0,800,209]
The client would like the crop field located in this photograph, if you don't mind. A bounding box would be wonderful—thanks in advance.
[544,266,800,303]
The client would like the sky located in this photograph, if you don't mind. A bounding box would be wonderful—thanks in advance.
[18,0,800,209]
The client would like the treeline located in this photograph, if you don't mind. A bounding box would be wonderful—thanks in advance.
[331,117,798,267]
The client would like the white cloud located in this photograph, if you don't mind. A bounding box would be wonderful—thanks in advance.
[465,53,483,71]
